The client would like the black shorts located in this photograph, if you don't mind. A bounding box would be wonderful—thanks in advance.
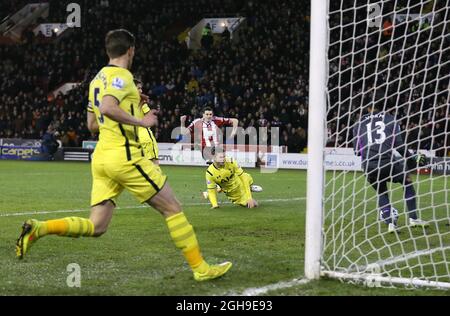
[364,159,408,185]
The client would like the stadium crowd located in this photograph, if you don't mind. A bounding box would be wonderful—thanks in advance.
[1,0,309,153]
[0,0,448,155]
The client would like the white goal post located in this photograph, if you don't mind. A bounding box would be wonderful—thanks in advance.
[306,0,450,289]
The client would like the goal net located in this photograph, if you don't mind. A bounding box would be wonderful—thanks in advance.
[307,0,450,289]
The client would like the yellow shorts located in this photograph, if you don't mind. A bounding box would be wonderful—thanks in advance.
[90,155,167,206]
[227,190,252,207]
[142,132,159,161]
[226,173,254,207]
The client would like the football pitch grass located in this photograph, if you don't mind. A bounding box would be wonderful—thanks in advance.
[0,161,448,296]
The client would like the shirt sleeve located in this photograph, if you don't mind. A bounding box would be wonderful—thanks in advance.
[141,103,151,115]
[206,171,219,207]
[87,85,95,113]
[103,72,130,103]
[393,122,408,156]
[206,171,217,189]
[352,124,360,156]
[187,121,195,133]
[213,117,231,127]
[87,100,94,113]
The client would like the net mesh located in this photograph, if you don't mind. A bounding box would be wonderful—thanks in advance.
[323,0,450,288]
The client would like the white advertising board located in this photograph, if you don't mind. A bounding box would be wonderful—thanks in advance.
[264,153,362,171]
[158,149,256,168]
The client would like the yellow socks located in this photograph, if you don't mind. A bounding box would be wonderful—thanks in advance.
[38,217,95,238]
[166,212,208,273]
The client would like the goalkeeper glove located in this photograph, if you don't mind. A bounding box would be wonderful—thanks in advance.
[407,153,426,170]
[416,153,426,166]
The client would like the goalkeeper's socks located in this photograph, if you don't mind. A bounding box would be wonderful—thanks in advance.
[404,185,418,220]
[380,208,393,224]
[166,212,209,273]
[378,193,390,212]
[38,217,95,237]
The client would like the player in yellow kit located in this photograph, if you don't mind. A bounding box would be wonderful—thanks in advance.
[135,79,159,164]
[15,29,231,282]
[203,147,263,208]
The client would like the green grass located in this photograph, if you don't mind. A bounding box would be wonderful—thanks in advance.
[0,161,448,295]
[322,170,450,287]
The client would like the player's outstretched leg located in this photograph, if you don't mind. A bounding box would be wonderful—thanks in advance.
[16,200,115,259]
[148,183,232,281]
[241,172,262,193]
[16,217,95,259]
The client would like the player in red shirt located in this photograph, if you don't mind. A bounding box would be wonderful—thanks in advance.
[180,107,239,163]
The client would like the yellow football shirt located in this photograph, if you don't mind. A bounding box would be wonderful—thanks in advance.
[205,158,244,193]
[138,103,159,160]
[88,65,143,162]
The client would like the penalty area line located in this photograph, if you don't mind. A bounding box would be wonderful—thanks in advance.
[0,197,305,217]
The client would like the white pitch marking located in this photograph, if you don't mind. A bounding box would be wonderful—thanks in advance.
[227,278,310,296]
[0,197,305,217]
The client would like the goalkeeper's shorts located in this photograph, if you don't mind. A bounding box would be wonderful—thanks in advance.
[365,160,408,185]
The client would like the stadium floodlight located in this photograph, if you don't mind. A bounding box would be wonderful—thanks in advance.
[306,0,450,289]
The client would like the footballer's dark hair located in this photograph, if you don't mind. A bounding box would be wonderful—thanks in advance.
[105,29,135,58]
[203,106,213,113]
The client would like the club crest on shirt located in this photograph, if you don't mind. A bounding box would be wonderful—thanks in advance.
[112,77,124,89]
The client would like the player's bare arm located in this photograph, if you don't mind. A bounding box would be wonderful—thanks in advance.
[229,118,239,138]
[180,115,191,135]
[100,95,157,128]
[87,111,99,133]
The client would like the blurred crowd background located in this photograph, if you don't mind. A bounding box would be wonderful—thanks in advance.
[0,0,448,155]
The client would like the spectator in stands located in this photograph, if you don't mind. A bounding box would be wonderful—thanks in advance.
[187,77,199,93]
[221,25,231,42]
[201,23,213,49]
[14,114,25,137]
[41,125,59,160]
[0,0,447,157]
[66,127,78,147]
[383,17,393,38]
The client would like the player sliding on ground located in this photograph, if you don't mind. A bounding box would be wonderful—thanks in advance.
[15,29,232,282]
[352,92,428,233]
[202,147,262,209]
